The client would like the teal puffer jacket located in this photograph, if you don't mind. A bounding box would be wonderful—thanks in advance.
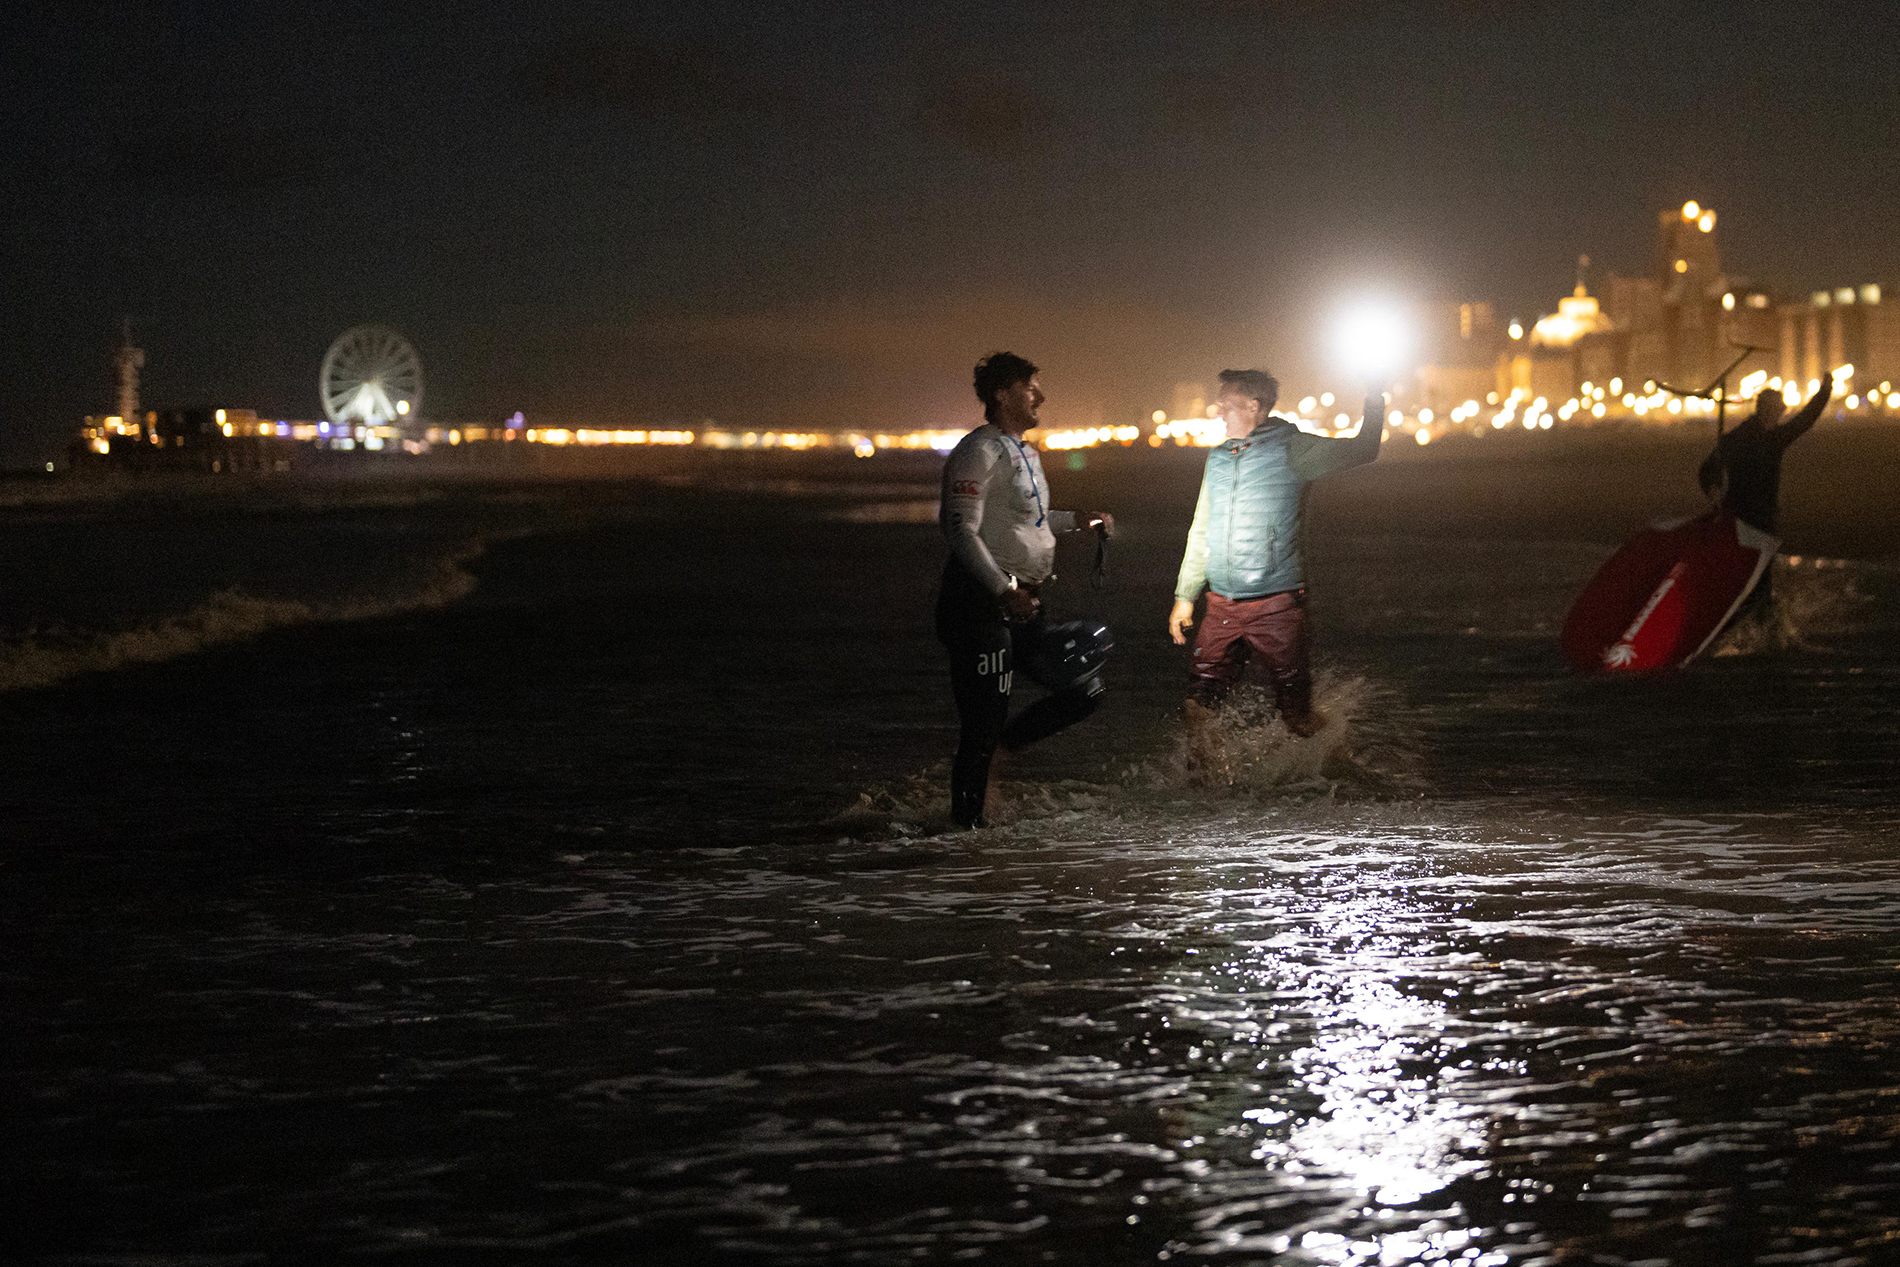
[1192,425,1306,599]
[1173,411,1382,603]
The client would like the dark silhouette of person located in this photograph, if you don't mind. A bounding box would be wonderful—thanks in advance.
[1698,372,1833,535]
[1697,371,1833,616]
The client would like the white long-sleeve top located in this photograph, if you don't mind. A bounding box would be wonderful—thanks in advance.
[939,423,1077,595]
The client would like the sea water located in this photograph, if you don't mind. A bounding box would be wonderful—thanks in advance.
[3,467,1896,1265]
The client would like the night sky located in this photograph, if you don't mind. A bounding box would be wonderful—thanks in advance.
[4,0,1896,463]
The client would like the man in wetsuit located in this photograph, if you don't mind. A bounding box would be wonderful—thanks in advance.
[1168,368,1382,759]
[937,352,1114,828]
[1698,372,1833,612]
[1699,373,1833,534]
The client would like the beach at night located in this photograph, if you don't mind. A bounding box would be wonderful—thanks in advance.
[7,426,1899,1263]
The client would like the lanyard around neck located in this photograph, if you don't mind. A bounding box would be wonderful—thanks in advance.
[999,431,1045,527]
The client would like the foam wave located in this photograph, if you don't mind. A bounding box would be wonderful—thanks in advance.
[0,537,486,693]
[831,670,1426,839]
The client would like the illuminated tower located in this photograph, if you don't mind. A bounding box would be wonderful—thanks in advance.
[1655,202,1726,386]
[114,320,145,429]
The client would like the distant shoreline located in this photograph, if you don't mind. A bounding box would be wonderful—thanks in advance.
[9,422,1899,558]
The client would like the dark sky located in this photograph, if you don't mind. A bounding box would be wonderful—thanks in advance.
[4,0,1896,462]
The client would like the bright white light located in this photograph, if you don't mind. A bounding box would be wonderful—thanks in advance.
[1332,300,1414,382]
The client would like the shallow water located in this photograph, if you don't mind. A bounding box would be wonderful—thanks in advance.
[3,469,1897,1264]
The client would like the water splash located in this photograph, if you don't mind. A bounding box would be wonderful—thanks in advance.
[1709,555,1876,657]
[1132,672,1425,801]
[834,670,1427,839]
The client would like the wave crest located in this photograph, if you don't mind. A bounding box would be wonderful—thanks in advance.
[0,537,485,693]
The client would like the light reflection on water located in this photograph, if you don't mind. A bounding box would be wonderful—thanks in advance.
[4,484,1899,1263]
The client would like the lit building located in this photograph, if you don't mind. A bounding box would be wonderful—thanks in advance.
[1411,300,1507,415]
[1409,202,1803,419]
[1782,284,1894,392]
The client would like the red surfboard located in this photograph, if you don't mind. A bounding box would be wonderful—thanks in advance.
[1561,511,1777,674]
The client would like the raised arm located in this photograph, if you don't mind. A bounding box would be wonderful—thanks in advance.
[1772,372,1833,451]
[940,441,1012,594]
[1288,390,1384,481]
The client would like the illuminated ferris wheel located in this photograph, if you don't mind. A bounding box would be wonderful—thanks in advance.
[320,325,422,428]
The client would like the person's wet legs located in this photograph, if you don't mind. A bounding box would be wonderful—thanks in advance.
[1186,597,1251,771]
[1244,599,1319,736]
[945,623,1012,828]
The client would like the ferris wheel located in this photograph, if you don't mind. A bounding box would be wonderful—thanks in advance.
[319,325,423,427]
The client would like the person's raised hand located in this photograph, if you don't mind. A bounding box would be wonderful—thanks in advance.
[1168,599,1196,646]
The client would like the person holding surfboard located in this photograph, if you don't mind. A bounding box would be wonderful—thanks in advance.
[1168,368,1383,763]
[1560,370,1835,674]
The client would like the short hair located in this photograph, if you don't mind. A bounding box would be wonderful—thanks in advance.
[1218,368,1279,413]
[974,351,1039,422]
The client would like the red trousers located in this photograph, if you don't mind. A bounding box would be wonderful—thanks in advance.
[1188,589,1312,725]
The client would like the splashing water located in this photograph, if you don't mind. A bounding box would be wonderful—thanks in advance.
[1136,671,1425,801]
[1709,554,1877,658]
[833,670,1426,841]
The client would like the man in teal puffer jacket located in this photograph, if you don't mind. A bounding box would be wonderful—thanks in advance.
[1168,368,1383,749]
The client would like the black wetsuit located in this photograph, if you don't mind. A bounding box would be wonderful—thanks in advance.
[935,423,1107,827]
[1697,396,1826,534]
[935,560,1101,828]
[1697,379,1831,608]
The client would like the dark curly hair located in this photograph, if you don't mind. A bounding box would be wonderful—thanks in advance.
[1218,368,1279,413]
[973,351,1039,422]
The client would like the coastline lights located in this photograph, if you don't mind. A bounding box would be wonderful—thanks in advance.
[1040,425,1141,450]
